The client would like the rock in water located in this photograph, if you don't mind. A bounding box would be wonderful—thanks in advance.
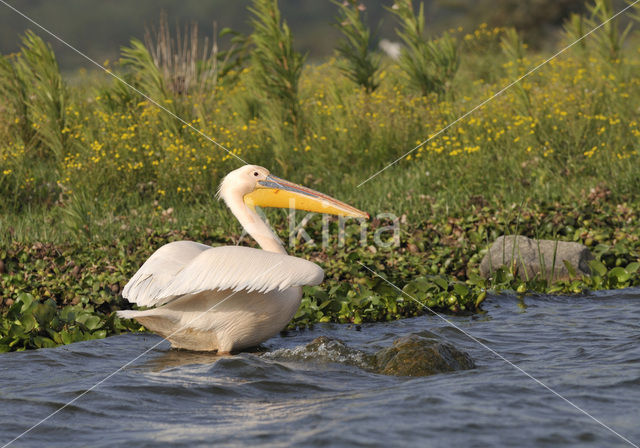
[373,334,475,377]
[479,235,593,281]
[302,336,374,369]
[262,336,374,370]
[263,334,474,377]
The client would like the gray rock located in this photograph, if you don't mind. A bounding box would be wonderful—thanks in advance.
[479,235,593,281]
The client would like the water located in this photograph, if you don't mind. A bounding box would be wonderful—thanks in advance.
[1,289,639,448]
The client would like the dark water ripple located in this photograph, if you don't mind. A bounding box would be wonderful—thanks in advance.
[1,289,640,448]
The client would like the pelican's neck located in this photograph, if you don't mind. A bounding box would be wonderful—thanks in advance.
[225,193,286,254]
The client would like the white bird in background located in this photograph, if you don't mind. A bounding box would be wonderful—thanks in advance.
[117,165,368,353]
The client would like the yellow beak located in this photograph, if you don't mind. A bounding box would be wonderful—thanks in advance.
[243,175,369,218]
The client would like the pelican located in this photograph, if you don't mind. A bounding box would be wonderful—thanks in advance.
[117,165,368,353]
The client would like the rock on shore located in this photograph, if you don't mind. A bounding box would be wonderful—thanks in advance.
[479,235,593,281]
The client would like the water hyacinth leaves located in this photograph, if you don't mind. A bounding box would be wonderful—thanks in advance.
[401,276,476,312]
[0,291,132,352]
[584,260,639,289]
[0,243,142,352]
[296,279,403,326]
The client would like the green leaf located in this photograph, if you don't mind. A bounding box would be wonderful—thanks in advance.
[32,336,56,349]
[411,277,432,292]
[33,301,56,327]
[466,271,486,286]
[16,292,34,313]
[77,314,102,331]
[588,260,607,277]
[474,290,487,308]
[625,262,640,274]
[452,283,469,298]
[20,313,38,332]
[433,276,449,291]
[92,330,107,339]
[562,260,578,278]
[608,267,629,283]
[402,282,420,297]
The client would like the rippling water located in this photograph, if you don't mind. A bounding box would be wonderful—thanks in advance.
[1,289,639,447]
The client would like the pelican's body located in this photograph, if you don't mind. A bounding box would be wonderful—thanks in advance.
[117,165,367,352]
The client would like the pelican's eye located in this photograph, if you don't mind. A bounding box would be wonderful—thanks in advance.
[253,171,259,177]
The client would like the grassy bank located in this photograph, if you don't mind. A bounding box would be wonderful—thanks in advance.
[1,0,640,351]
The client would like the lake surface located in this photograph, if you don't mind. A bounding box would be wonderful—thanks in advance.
[1,289,639,448]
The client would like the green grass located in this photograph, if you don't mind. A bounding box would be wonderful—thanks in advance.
[1,0,640,351]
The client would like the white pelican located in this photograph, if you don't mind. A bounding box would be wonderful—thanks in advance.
[117,165,367,353]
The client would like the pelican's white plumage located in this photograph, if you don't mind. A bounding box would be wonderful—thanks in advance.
[122,241,211,307]
[123,243,323,307]
[117,165,367,352]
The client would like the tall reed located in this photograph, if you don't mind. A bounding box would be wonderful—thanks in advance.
[333,0,380,93]
[0,31,68,159]
[389,0,459,96]
[248,0,305,173]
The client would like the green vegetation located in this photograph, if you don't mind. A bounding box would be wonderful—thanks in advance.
[1,0,640,351]
[0,0,593,71]
[333,0,380,93]
[389,0,459,96]
[249,0,305,173]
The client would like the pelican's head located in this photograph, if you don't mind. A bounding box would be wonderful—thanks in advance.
[218,165,368,219]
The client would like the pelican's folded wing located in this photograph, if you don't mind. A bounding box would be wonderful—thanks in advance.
[125,245,324,308]
[122,241,212,307]
[154,246,324,305]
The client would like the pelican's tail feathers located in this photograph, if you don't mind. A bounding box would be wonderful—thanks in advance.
[116,309,150,320]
